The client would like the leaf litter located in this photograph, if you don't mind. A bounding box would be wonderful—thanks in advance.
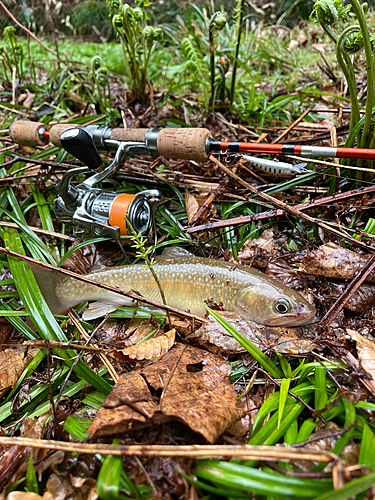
[3,7,375,499]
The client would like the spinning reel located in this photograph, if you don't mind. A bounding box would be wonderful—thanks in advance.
[56,127,160,246]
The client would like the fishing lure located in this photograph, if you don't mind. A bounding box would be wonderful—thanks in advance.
[241,154,309,176]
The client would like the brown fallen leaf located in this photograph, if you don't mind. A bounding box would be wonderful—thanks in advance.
[0,415,48,491]
[112,328,175,360]
[7,493,53,500]
[237,228,282,269]
[186,312,316,355]
[185,190,200,224]
[327,281,375,312]
[88,344,243,443]
[299,242,374,282]
[0,347,39,398]
[346,329,375,382]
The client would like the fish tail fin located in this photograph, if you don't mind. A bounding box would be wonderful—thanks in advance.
[28,263,69,315]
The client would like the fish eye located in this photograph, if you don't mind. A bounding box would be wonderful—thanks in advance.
[273,298,291,314]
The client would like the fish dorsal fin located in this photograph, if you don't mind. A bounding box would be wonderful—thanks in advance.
[156,246,193,262]
[89,264,107,274]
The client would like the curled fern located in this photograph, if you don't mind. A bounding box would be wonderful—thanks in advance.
[344,30,364,54]
[310,0,351,26]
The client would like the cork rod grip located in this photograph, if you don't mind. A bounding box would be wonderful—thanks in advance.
[9,120,47,147]
[156,128,211,162]
[109,128,148,143]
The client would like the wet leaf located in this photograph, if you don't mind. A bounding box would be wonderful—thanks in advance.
[112,328,175,360]
[346,329,375,382]
[185,190,200,223]
[300,242,374,281]
[0,347,39,397]
[88,344,243,443]
[188,311,316,355]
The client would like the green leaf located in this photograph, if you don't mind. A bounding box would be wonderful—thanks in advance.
[314,366,328,411]
[196,461,332,498]
[3,228,112,395]
[359,423,375,471]
[296,418,317,443]
[25,451,38,494]
[64,416,92,440]
[205,307,283,379]
[313,472,375,500]
[278,378,291,428]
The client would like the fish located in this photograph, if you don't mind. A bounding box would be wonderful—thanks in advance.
[30,247,316,326]
[241,154,309,176]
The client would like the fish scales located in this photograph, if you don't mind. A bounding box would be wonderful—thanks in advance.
[31,247,316,326]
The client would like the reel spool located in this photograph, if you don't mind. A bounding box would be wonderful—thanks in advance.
[56,127,160,245]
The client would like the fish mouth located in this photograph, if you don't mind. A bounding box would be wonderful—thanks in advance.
[263,312,315,327]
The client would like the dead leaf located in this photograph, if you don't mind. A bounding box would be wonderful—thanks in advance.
[327,281,375,312]
[62,242,124,274]
[0,415,47,491]
[7,493,53,500]
[238,228,280,269]
[0,347,39,398]
[88,344,243,443]
[185,190,200,223]
[112,328,175,360]
[346,329,375,382]
[187,312,316,355]
[299,243,374,282]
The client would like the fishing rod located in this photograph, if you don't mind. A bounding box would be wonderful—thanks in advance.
[9,120,375,162]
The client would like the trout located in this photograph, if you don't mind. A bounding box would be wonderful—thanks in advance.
[30,247,316,326]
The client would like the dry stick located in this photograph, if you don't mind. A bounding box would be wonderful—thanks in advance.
[69,312,118,382]
[292,422,356,448]
[187,182,375,234]
[0,437,337,462]
[209,155,374,251]
[190,185,222,225]
[0,222,75,241]
[0,1,61,61]
[0,247,206,323]
[257,366,326,425]
[1,341,110,352]
[318,251,375,329]
[272,107,312,144]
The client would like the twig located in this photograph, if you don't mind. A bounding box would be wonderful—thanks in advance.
[318,251,375,329]
[209,155,374,251]
[186,183,375,234]
[0,246,206,323]
[0,1,62,61]
[69,312,118,382]
[273,107,311,143]
[292,422,356,448]
[0,438,338,462]
[257,367,326,425]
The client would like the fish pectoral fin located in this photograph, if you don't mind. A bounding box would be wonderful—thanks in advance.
[156,246,193,262]
[82,301,125,321]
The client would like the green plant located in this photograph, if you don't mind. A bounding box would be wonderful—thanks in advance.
[2,26,24,80]
[310,0,375,153]
[107,0,163,100]
[209,11,227,107]
[71,1,114,39]
[88,55,111,113]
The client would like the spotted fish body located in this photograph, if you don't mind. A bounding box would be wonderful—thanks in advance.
[31,247,316,326]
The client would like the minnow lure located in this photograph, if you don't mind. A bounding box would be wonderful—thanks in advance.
[30,247,316,326]
[241,154,309,176]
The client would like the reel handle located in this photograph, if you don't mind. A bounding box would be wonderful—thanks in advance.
[60,128,102,170]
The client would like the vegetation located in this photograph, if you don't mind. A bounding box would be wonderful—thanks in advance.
[2,0,375,498]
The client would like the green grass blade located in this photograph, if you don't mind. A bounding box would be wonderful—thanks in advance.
[3,227,112,395]
[278,378,291,428]
[313,472,375,500]
[314,366,328,411]
[358,422,375,471]
[26,452,38,494]
[205,307,283,379]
